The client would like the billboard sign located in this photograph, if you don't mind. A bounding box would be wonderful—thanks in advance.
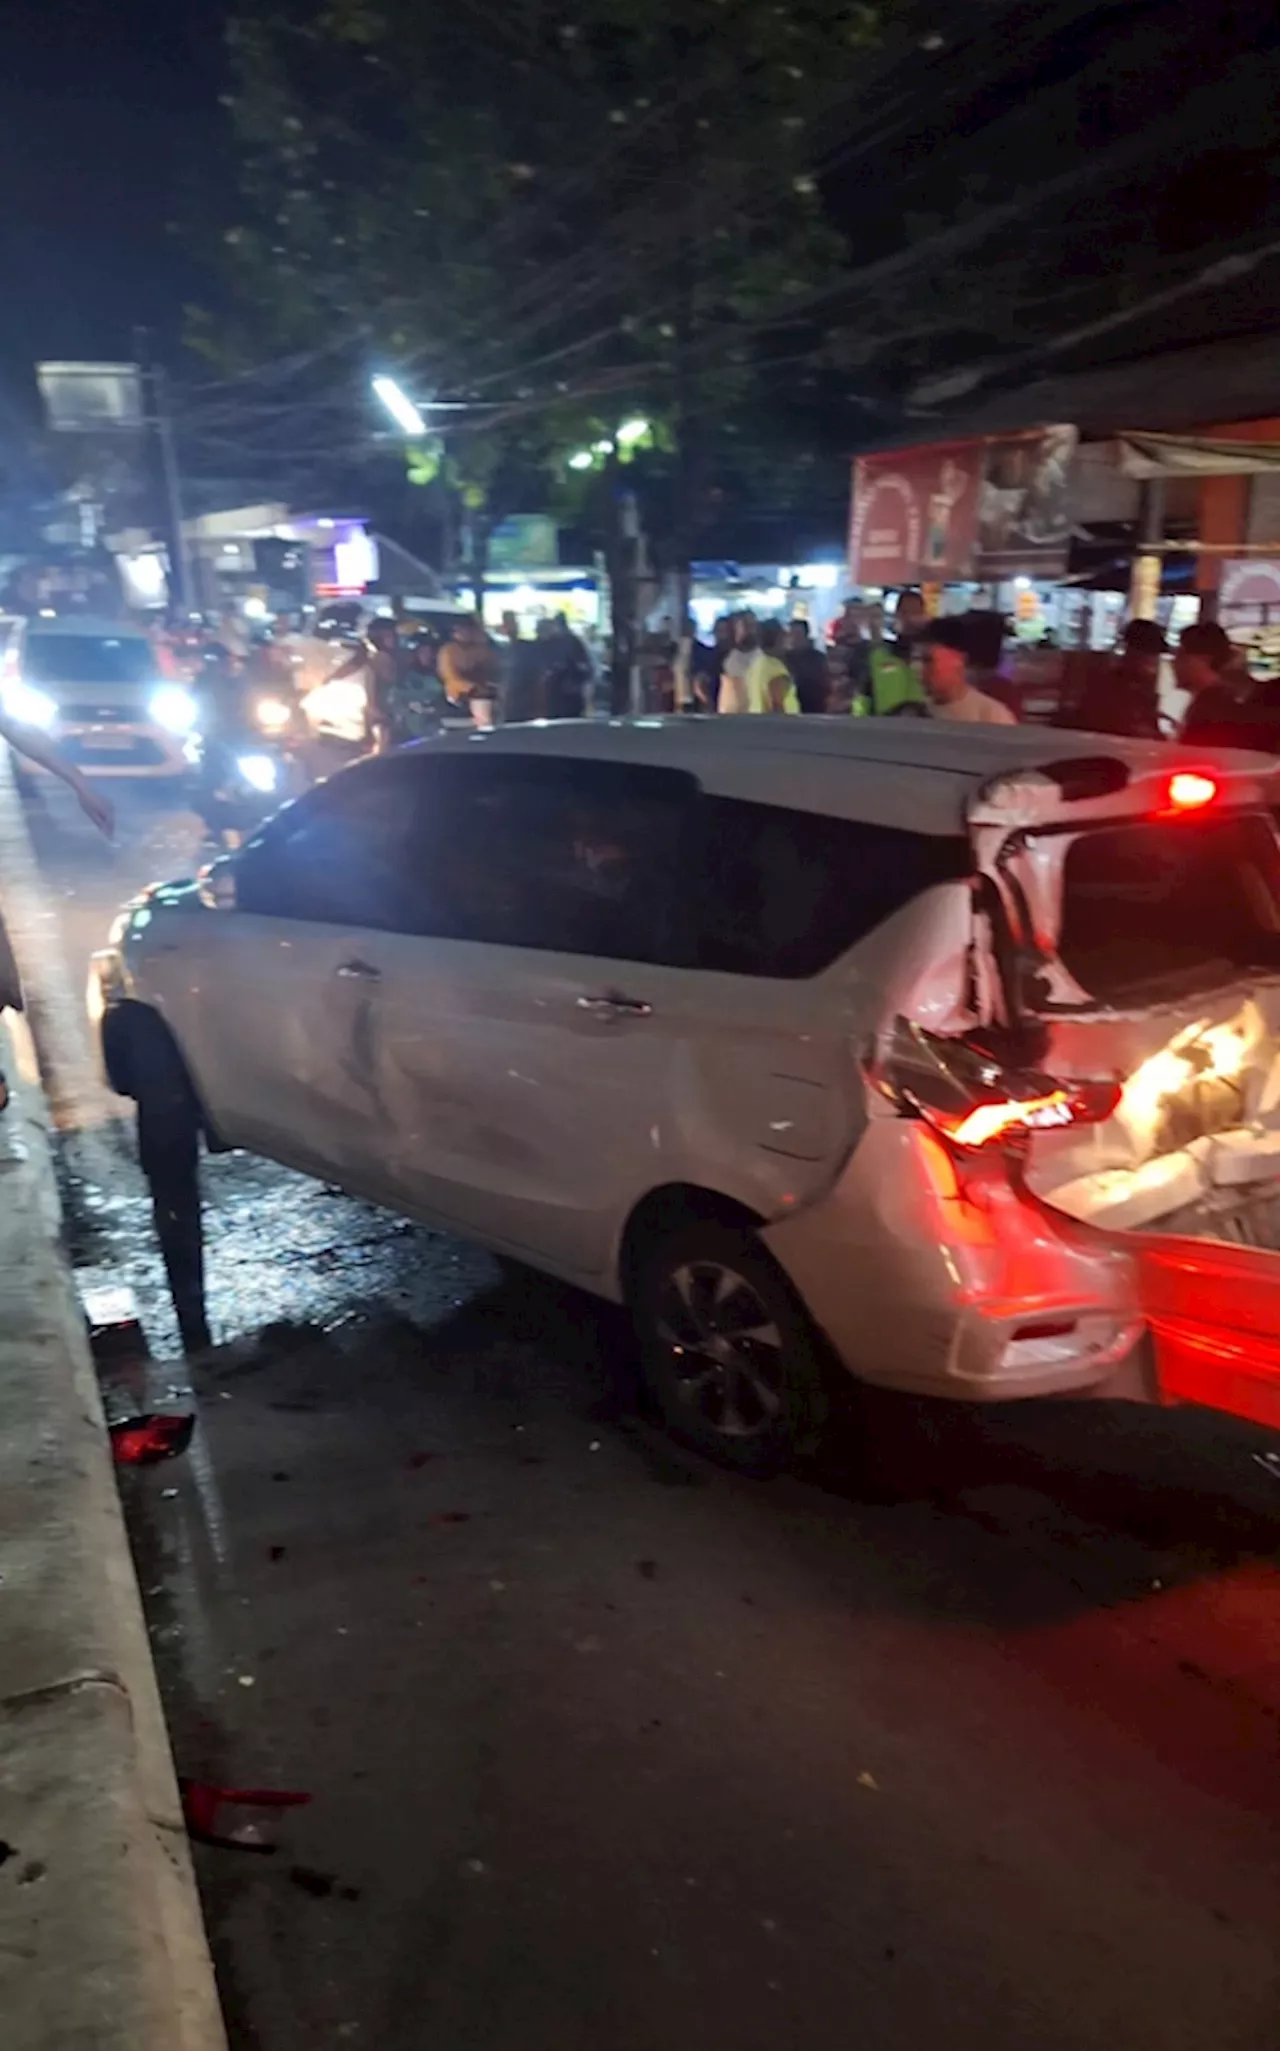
[850,425,1078,585]
[37,361,144,433]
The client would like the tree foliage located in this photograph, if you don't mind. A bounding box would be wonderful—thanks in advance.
[205,0,890,583]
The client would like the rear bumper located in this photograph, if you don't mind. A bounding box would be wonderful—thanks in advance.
[763,1120,1145,1403]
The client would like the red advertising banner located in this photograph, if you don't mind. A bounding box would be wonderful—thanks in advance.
[850,426,1077,586]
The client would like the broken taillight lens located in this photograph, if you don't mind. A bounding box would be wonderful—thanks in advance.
[875,1018,1120,1152]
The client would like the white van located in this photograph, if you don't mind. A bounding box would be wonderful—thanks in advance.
[89,719,1280,1466]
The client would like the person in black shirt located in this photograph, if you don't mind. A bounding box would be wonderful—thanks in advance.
[784,618,832,714]
[1176,620,1280,750]
[1072,618,1165,738]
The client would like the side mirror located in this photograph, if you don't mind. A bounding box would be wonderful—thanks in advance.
[197,858,237,913]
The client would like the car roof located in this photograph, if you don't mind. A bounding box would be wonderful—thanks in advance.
[402,716,1278,837]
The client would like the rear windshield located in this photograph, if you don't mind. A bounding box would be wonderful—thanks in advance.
[24,635,154,686]
[1052,813,1280,1005]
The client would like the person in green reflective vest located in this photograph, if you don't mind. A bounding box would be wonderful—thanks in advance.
[852,591,929,717]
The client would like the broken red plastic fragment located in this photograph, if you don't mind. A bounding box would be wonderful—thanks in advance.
[429,1510,471,1527]
[406,1451,435,1470]
[110,1412,195,1466]
[180,1780,311,1853]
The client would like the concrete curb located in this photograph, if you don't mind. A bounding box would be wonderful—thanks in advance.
[0,1000,228,2048]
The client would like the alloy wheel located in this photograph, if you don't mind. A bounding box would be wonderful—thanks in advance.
[653,1259,785,1442]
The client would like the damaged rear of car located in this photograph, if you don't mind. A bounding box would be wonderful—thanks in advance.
[765,743,1280,1422]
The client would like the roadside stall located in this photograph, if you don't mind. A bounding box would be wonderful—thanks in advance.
[848,422,1280,725]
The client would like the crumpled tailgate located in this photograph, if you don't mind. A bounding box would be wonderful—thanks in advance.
[1135,1232,1280,1431]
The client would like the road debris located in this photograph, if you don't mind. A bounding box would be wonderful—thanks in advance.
[180,1780,311,1853]
[109,1410,195,1465]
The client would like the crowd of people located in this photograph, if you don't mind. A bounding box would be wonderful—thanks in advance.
[43,575,1280,752]
[687,595,1280,747]
[684,599,1013,724]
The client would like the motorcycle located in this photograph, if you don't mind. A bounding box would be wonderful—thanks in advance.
[186,711,303,850]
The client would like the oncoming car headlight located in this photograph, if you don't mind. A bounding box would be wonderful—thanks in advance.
[149,686,198,734]
[1,680,58,729]
[236,753,279,794]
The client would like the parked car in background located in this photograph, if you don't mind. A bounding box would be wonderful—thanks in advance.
[2,617,197,777]
[89,719,1280,1468]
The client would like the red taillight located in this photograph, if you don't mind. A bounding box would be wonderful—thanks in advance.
[1165,770,1218,813]
[948,1091,1074,1148]
[876,1019,1120,1153]
[944,1081,1120,1150]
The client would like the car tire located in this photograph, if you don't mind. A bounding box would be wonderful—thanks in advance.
[630,1221,828,1475]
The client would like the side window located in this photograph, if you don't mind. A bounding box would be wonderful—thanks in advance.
[696,796,970,979]
[425,757,695,965]
[234,757,426,930]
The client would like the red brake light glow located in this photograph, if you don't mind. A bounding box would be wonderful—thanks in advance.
[948,1092,1074,1149]
[1166,770,1218,813]
[935,1079,1122,1152]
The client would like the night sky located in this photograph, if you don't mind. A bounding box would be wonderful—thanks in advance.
[0,0,225,400]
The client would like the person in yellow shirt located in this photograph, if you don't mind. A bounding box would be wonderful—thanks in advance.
[745,621,800,713]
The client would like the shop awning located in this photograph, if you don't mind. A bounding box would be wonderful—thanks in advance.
[1117,431,1280,478]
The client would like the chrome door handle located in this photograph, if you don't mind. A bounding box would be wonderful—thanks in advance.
[576,992,652,1020]
[336,958,381,982]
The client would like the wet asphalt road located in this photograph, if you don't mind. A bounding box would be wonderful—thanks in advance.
[7,773,1280,2051]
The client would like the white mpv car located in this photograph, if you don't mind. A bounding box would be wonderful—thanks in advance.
[91,719,1280,1468]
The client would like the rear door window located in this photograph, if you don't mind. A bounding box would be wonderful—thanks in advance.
[423,755,696,965]
[695,796,970,979]
[1050,813,1280,1005]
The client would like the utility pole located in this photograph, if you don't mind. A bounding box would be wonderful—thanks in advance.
[1128,476,1165,623]
[135,329,192,613]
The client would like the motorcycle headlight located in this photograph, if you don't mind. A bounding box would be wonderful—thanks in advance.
[150,686,198,735]
[236,753,279,794]
[2,680,58,729]
[254,695,293,734]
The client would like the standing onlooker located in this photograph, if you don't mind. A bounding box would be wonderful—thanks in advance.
[693,616,735,711]
[497,609,529,722]
[439,614,501,726]
[887,590,929,658]
[831,598,869,659]
[1072,618,1165,738]
[717,611,758,714]
[1176,621,1268,745]
[746,621,800,713]
[921,620,1016,724]
[784,618,831,714]
[325,614,405,750]
[861,601,928,716]
[535,612,593,719]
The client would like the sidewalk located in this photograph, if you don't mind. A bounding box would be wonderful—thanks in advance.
[0,1005,226,2050]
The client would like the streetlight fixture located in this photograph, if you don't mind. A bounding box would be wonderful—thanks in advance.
[616,417,650,447]
[372,374,426,437]
[567,449,594,471]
